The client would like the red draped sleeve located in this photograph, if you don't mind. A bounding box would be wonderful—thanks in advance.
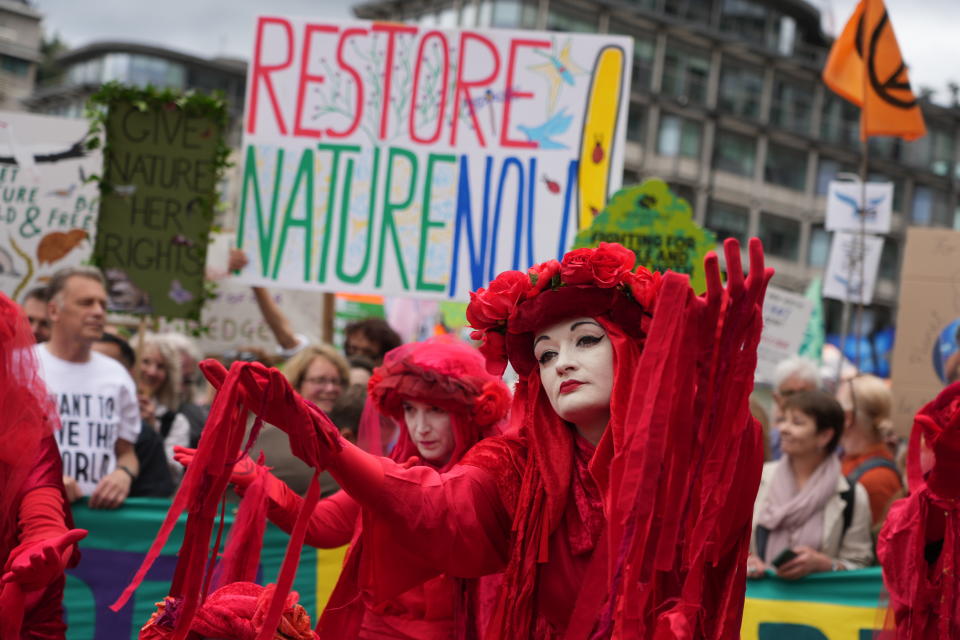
[253,476,360,549]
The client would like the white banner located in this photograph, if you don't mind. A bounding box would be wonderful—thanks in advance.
[822,231,884,304]
[825,180,893,234]
[756,285,815,385]
[235,18,632,301]
[0,112,101,302]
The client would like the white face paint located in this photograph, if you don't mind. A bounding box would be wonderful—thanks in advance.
[533,317,614,441]
[402,399,455,465]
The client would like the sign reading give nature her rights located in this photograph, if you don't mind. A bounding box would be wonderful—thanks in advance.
[235,17,632,300]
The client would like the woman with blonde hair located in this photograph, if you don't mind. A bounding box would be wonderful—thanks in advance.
[136,333,191,480]
[837,374,902,527]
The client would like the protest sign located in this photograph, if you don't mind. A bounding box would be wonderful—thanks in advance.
[825,180,893,234]
[755,285,814,385]
[235,18,632,301]
[91,88,226,319]
[572,178,716,293]
[822,231,884,304]
[0,111,100,302]
[890,227,960,436]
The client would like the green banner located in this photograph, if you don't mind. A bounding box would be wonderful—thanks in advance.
[573,178,716,293]
[93,102,218,319]
[64,498,345,640]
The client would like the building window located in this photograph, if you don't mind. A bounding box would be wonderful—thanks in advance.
[904,126,954,177]
[868,172,905,212]
[868,137,902,163]
[758,212,800,261]
[770,74,813,135]
[671,183,698,213]
[627,102,647,143]
[623,168,641,185]
[0,54,30,77]
[706,200,749,243]
[712,128,756,177]
[664,0,714,24]
[610,27,656,92]
[808,224,829,267]
[878,239,899,280]
[661,41,710,106]
[720,0,767,44]
[718,60,764,120]
[765,142,807,191]
[815,156,857,195]
[821,93,860,147]
[546,7,596,32]
[461,2,478,27]
[911,185,951,227]
[656,113,702,158]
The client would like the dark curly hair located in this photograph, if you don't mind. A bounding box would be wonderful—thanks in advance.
[344,317,402,361]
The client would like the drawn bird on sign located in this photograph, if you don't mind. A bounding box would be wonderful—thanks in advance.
[835,191,887,220]
[37,229,88,265]
[542,175,561,194]
[529,39,586,113]
[169,279,194,305]
[46,184,76,198]
[517,108,573,150]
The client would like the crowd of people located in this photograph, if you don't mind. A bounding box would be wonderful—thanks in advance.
[2,239,957,639]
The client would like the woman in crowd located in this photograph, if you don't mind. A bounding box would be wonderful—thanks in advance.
[0,293,85,639]
[136,333,191,481]
[177,336,510,639]
[837,374,902,528]
[197,239,770,638]
[747,390,873,580]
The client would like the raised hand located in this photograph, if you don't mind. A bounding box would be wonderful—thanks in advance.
[1,529,87,590]
[174,446,261,489]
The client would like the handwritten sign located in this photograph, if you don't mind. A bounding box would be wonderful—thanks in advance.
[822,231,883,305]
[755,286,814,385]
[0,111,100,302]
[572,178,716,293]
[235,18,632,300]
[93,102,220,319]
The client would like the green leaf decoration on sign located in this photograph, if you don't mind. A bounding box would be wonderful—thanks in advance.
[572,178,716,293]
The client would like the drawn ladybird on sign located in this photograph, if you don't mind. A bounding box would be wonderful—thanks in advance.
[592,135,605,164]
[542,175,561,194]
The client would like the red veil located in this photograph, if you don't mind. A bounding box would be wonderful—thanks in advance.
[464,240,770,638]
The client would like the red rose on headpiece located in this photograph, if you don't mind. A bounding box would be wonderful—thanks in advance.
[474,380,510,426]
[560,248,595,285]
[528,259,561,297]
[622,266,662,308]
[466,270,531,330]
[476,330,508,376]
[589,243,636,288]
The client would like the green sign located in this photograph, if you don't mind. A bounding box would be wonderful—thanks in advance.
[573,178,716,293]
[92,100,219,319]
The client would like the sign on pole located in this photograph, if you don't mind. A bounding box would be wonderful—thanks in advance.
[825,180,893,234]
[822,231,884,304]
[0,112,100,302]
[756,285,815,385]
[235,18,632,300]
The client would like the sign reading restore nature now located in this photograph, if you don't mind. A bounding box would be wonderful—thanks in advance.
[235,18,632,300]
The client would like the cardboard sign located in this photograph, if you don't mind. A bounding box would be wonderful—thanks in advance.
[93,103,220,319]
[755,285,814,385]
[0,112,101,302]
[572,178,716,293]
[822,231,884,304]
[825,180,893,234]
[890,228,960,436]
[235,18,632,301]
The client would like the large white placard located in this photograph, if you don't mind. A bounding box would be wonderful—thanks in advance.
[822,231,884,304]
[235,18,632,300]
[755,285,815,385]
[825,180,893,234]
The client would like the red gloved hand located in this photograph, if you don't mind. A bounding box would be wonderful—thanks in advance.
[1,529,87,591]
[174,446,261,490]
[198,359,342,469]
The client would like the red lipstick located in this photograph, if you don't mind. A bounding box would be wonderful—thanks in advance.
[559,380,584,394]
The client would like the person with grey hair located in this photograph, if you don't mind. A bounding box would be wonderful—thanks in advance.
[35,266,141,509]
[163,332,209,447]
[770,355,823,460]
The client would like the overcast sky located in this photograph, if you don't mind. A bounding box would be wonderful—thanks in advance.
[31,0,960,105]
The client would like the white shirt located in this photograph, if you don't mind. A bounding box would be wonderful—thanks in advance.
[36,344,141,496]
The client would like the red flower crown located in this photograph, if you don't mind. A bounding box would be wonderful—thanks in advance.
[467,242,662,375]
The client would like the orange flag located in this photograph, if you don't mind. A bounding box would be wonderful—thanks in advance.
[822,0,926,141]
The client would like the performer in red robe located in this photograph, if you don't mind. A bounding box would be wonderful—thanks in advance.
[877,381,960,639]
[0,293,85,640]
[194,238,771,639]
[172,336,510,639]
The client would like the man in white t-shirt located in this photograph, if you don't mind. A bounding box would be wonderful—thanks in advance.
[36,266,141,509]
